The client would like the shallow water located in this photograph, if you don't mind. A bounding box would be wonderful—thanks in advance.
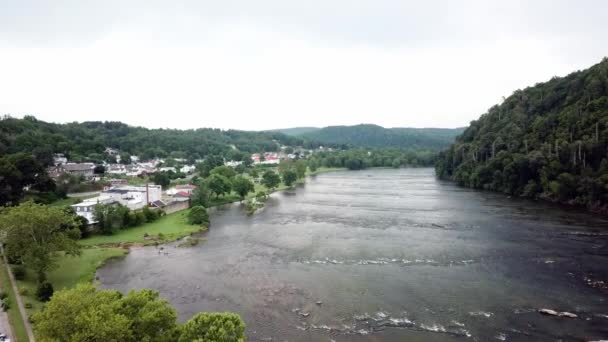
[97,168,608,341]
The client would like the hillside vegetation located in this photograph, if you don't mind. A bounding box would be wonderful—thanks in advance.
[0,117,305,163]
[436,58,608,212]
[298,124,463,149]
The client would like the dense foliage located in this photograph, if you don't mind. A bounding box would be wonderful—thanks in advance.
[187,206,210,226]
[0,201,81,283]
[32,283,246,342]
[436,58,608,212]
[297,124,463,149]
[0,115,303,163]
[309,148,438,170]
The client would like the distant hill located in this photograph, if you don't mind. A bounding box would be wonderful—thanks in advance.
[272,127,320,136]
[436,58,608,212]
[292,124,464,149]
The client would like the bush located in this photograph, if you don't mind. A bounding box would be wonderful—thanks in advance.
[12,265,26,280]
[187,206,209,226]
[0,291,7,300]
[143,206,159,222]
[18,286,28,295]
[2,298,10,311]
[36,282,54,302]
[25,302,33,309]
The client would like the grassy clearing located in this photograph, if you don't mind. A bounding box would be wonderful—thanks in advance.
[0,260,29,342]
[80,209,202,246]
[15,247,128,314]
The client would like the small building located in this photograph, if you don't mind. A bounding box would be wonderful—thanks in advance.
[101,184,162,210]
[62,163,96,179]
[71,197,116,224]
[166,184,196,196]
[53,153,68,165]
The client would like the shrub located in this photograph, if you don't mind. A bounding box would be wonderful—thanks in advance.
[25,302,33,309]
[12,265,26,280]
[2,298,10,311]
[18,286,28,295]
[0,291,7,300]
[187,206,209,226]
[143,206,159,222]
[36,282,54,302]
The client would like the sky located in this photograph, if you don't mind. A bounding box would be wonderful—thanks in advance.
[0,0,607,131]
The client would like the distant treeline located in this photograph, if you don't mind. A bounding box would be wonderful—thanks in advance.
[280,124,464,150]
[0,116,308,164]
[436,58,608,213]
[310,148,438,170]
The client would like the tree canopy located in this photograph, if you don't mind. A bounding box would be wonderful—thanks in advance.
[436,58,608,212]
[0,201,81,282]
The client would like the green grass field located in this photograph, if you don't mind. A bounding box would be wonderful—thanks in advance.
[0,260,29,342]
[15,247,127,313]
[80,209,203,246]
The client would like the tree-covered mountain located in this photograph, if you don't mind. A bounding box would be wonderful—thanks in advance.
[0,116,306,163]
[295,124,464,149]
[436,58,608,213]
[271,127,320,136]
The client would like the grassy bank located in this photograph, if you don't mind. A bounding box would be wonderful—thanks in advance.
[0,260,29,342]
[14,248,127,314]
[80,209,203,246]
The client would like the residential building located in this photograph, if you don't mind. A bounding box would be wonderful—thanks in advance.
[101,184,162,210]
[71,197,116,224]
[53,153,68,165]
[63,163,96,179]
[166,184,196,196]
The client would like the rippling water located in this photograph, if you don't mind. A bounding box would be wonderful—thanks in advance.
[97,168,608,341]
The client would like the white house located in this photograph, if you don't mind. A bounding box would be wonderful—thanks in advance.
[71,197,116,223]
[100,184,162,210]
[53,153,68,165]
[180,165,196,174]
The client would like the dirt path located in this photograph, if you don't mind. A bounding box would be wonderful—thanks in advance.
[0,307,13,341]
[2,252,35,341]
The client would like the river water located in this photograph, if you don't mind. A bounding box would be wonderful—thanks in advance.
[97,168,608,341]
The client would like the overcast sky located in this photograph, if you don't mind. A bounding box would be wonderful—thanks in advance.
[1,0,607,131]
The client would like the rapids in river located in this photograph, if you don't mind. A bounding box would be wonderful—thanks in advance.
[97,168,608,341]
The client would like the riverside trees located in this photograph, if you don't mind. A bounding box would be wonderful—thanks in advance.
[32,283,246,342]
[0,201,81,286]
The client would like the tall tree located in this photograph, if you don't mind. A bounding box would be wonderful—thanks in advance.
[261,170,281,190]
[0,201,81,282]
[232,176,254,201]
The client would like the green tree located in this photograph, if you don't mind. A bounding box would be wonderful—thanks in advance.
[0,201,81,283]
[261,170,280,190]
[177,312,246,342]
[232,176,254,201]
[153,172,171,189]
[210,165,237,179]
[294,160,307,179]
[207,174,232,198]
[187,206,210,226]
[32,283,177,342]
[281,170,297,187]
[308,159,318,173]
[191,182,211,207]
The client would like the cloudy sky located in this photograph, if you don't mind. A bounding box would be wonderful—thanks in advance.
[1,0,607,131]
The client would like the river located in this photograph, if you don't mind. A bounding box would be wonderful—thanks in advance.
[97,168,608,341]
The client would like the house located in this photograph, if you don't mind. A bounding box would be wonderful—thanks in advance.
[63,163,96,179]
[53,153,68,165]
[180,165,196,174]
[108,178,128,187]
[224,160,242,167]
[104,147,119,156]
[159,166,176,173]
[166,184,196,196]
[71,197,116,224]
[101,184,162,210]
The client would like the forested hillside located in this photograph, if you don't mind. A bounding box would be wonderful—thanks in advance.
[299,124,464,149]
[0,116,305,163]
[272,127,320,136]
[436,58,608,212]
